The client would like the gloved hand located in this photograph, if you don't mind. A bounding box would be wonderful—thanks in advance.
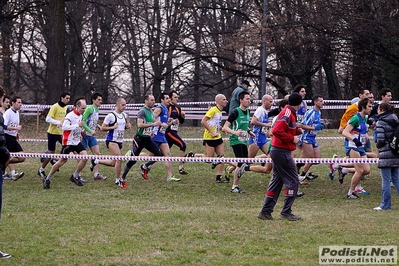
[353,138,362,147]
[314,124,324,131]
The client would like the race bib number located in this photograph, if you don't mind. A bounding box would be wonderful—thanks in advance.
[215,125,221,134]
[159,126,166,134]
[238,131,248,142]
[89,120,97,131]
[261,126,269,135]
[360,134,367,144]
[170,123,179,131]
[72,129,82,141]
[143,127,152,136]
[116,130,124,141]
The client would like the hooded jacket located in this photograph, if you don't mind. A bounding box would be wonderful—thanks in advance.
[376,111,399,168]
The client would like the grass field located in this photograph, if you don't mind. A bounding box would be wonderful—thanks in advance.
[0,119,398,265]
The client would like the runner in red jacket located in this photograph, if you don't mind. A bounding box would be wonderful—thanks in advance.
[257,92,303,221]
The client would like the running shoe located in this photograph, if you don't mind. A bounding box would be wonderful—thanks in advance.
[37,169,46,179]
[12,172,24,181]
[2,173,12,180]
[70,175,83,186]
[167,176,181,182]
[123,150,132,162]
[211,154,223,169]
[306,172,318,180]
[120,179,127,189]
[230,187,245,193]
[140,164,150,179]
[178,168,189,175]
[216,178,229,183]
[355,189,370,195]
[300,179,309,185]
[94,173,107,180]
[40,150,50,163]
[297,191,305,197]
[42,178,51,189]
[89,159,96,172]
[347,192,361,199]
[224,166,233,182]
[338,167,346,184]
[237,163,248,178]
[0,251,11,259]
[257,211,274,220]
[280,213,301,221]
[298,174,307,182]
[329,154,339,180]
[184,151,195,158]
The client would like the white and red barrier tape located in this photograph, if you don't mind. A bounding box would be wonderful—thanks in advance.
[18,136,346,143]
[11,152,379,164]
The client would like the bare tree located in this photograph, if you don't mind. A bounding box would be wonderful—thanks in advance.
[42,0,67,104]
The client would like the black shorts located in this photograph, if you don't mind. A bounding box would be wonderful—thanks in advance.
[203,138,223,148]
[165,129,186,151]
[61,143,86,155]
[106,140,123,150]
[232,144,248,167]
[133,135,162,156]
[47,133,62,151]
[5,134,23,152]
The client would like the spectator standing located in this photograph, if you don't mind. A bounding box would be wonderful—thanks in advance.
[374,103,399,210]
[257,93,303,221]
[369,88,392,142]
[228,80,250,115]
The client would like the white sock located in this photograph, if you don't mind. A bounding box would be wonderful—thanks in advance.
[179,165,184,171]
[11,170,15,175]
[342,167,349,174]
[332,163,339,170]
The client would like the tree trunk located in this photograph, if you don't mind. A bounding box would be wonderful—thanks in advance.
[44,0,66,104]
